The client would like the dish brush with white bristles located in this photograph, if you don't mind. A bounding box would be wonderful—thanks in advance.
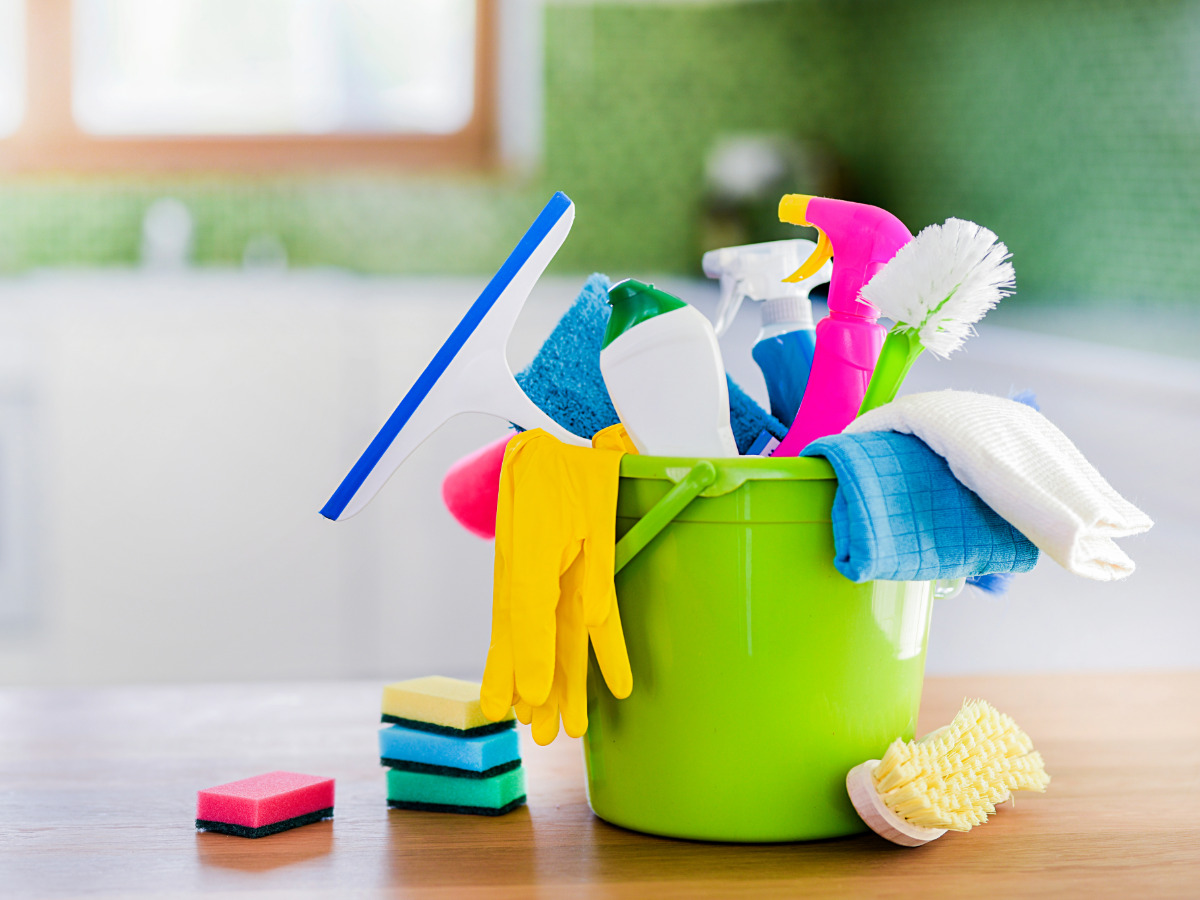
[856,218,1015,417]
[846,699,1050,846]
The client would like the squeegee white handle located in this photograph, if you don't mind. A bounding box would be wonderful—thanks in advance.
[321,192,583,522]
[461,352,590,446]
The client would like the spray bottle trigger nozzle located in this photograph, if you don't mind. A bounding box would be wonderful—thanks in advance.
[784,228,833,283]
[712,276,748,337]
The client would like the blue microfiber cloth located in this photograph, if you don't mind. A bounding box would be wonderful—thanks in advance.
[516,274,787,452]
[801,431,1039,583]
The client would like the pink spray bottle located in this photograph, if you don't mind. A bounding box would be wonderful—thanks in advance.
[771,195,912,456]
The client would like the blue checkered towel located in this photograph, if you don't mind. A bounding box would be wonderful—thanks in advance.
[801,431,1039,583]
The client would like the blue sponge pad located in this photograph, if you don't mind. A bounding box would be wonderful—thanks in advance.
[378,725,520,777]
[516,273,619,442]
[516,274,788,453]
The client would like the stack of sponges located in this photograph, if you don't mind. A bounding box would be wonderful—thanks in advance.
[380,676,526,816]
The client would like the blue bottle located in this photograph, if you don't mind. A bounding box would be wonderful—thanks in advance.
[752,296,818,427]
[702,240,831,429]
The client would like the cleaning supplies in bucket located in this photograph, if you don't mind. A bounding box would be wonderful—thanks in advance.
[701,240,833,425]
[801,430,1040,583]
[480,429,632,745]
[439,275,788,539]
[847,699,1050,846]
[857,219,1015,417]
[772,195,913,456]
[847,391,1154,579]
[509,273,785,452]
[600,279,739,457]
[320,192,588,522]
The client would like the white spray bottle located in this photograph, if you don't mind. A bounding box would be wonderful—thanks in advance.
[702,240,833,426]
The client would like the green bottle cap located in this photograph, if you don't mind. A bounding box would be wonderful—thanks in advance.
[602,279,687,350]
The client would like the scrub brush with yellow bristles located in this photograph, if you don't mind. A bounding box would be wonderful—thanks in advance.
[846,699,1050,847]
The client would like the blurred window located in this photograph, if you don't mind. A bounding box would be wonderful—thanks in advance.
[73,0,476,136]
[0,0,494,172]
[0,0,24,137]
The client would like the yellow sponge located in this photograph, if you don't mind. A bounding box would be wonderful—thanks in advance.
[382,676,515,737]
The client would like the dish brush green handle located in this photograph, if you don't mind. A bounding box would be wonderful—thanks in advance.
[858,328,924,418]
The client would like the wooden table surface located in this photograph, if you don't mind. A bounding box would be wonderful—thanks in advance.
[2,672,1198,899]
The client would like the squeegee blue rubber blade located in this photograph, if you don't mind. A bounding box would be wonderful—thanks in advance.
[320,191,574,521]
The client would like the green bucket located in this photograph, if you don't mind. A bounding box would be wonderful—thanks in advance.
[583,454,951,843]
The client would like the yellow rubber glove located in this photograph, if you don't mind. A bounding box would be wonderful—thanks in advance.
[592,423,639,454]
[511,552,633,744]
[480,433,522,718]
[480,429,633,744]
[514,551,588,744]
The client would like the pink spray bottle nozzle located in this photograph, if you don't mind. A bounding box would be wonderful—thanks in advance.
[771,195,914,456]
[778,194,912,320]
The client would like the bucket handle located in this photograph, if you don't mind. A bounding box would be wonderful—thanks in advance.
[614,460,716,574]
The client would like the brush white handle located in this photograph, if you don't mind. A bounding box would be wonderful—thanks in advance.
[846,760,947,847]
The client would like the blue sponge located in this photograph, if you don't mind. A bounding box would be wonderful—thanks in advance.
[378,724,520,778]
[516,274,787,453]
[515,274,619,441]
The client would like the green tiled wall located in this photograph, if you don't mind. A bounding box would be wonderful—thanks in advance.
[538,1,848,273]
[846,0,1200,304]
[0,0,1197,306]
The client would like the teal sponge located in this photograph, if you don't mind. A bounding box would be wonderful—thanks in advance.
[386,766,526,816]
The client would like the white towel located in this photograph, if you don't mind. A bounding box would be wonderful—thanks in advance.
[845,390,1153,581]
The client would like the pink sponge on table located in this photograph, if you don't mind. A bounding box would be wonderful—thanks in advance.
[196,771,334,838]
[441,434,511,539]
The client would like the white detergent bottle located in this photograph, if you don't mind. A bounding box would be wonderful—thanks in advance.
[600,279,739,457]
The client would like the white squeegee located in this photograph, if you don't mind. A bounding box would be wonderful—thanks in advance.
[321,191,588,522]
